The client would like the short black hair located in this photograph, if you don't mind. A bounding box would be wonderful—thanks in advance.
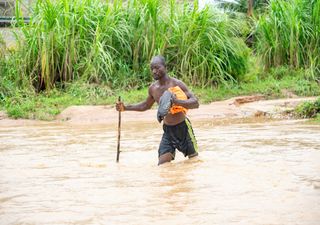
[151,55,166,67]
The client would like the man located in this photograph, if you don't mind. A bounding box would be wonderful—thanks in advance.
[116,55,199,165]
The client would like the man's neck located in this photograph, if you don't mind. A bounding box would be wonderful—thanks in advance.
[158,74,170,85]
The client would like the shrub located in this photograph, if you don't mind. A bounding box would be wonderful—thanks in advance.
[295,97,320,118]
[7,0,250,91]
[256,0,320,81]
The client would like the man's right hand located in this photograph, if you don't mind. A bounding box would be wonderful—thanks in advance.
[116,101,125,112]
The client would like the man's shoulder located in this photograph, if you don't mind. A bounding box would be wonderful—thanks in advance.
[170,77,185,87]
[148,81,159,95]
[170,77,183,83]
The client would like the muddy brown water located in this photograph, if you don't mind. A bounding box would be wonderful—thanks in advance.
[0,119,319,225]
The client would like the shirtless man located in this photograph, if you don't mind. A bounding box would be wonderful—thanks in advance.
[116,55,199,165]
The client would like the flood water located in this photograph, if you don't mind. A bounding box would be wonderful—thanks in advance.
[0,119,319,225]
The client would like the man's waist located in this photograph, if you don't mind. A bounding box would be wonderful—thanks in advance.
[163,112,186,126]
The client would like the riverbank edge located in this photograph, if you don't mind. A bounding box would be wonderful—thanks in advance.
[0,95,318,126]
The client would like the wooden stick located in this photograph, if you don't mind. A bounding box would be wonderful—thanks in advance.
[116,96,121,162]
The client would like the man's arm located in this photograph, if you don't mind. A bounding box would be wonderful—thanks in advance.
[173,81,199,109]
[116,86,155,112]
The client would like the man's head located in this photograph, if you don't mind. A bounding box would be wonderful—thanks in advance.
[150,55,167,80]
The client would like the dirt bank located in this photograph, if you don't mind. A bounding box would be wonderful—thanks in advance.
[56,96,317,124]
[0,96,317,126]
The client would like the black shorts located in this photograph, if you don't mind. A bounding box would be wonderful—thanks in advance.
[158,118,198,159]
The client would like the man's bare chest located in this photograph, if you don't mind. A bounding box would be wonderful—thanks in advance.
[152,84,176,103]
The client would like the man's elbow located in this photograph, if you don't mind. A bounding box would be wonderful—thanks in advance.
[142,103,152,111]
[189,99,199,109]
[194,101,199,109]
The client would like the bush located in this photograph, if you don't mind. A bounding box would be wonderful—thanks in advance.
[256,0,320,81]
[5,0,250,92]
[295,97,320,118]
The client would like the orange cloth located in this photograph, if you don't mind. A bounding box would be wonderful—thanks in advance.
[168,86,188,115]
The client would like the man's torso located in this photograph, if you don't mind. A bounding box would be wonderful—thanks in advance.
[150,78,186,125]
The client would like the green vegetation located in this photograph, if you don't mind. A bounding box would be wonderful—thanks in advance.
[294,97,320,119]
[0,0,319,120]
[3,0,249,92]
[256,0,320,81]
[2,73,318,120]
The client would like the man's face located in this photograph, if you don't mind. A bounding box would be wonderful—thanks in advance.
[150,60,166,80]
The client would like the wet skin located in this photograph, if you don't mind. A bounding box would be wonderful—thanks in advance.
[116,56,199,164]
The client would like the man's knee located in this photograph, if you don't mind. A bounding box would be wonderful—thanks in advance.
[158,152,174,165]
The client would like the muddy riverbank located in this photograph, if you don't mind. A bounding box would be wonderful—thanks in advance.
[0,96,317,126]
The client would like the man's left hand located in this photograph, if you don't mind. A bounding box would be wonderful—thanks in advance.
[171,93,177,105]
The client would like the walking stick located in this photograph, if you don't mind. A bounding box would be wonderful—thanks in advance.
[116,96,121,162]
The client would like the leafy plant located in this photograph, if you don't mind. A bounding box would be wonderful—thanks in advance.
[295,97,320,118]
[7,0,250,91]
[256,0,320,81]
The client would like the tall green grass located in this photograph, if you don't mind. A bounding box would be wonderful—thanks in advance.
[0,37,33,105]
[6,0,249,92]
[256,0,320,81]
